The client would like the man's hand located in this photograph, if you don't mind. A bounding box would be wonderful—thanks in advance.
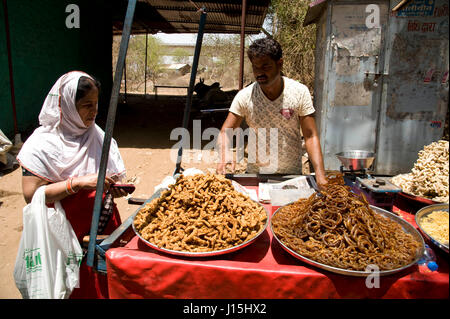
[216,112,243,175]
[216,161,235,175]
[316,174,328,191]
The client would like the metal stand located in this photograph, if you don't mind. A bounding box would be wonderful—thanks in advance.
[173,9,207,176]
[86,0,137,268]
[86,3,208,271]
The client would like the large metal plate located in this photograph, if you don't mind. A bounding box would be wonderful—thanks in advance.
[132,196,269,257]
[398,191,444,205]
[415,203,449,254]
[389,177,446,205]
[271,204,425,276]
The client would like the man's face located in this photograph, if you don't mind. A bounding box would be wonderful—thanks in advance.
[250,55,283,88]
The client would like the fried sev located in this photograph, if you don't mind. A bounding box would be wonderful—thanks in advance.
[420,210,449,246]
[392,140,449,203]
[134,174,267,252]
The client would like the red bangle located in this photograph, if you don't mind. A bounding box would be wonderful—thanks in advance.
[66,177,77,195]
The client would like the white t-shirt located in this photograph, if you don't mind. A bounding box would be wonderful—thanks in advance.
[229,76,315,174]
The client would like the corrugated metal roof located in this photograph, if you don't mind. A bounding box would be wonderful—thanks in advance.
[112,0,270,35]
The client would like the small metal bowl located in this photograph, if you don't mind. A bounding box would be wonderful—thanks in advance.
[336,150,375,171]
[415,203,449,254]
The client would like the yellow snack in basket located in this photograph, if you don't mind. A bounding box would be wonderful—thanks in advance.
[420,210,449,246]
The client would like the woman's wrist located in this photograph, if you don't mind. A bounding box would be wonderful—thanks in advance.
[67,177,81,194]
[65,178,76,195]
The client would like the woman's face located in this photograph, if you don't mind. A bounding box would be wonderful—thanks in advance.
[76,86,98,127]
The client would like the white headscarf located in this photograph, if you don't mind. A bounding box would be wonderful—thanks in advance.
[17,71,126,182]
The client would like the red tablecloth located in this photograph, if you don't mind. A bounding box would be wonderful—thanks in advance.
[106,193,449,299]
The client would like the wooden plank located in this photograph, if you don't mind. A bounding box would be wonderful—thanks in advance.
[154,85,189,89]
[392,0,411,12]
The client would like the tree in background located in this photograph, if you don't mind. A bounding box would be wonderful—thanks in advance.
[201,34,254,89]
[171,47,191,64]
[268,0,316,92]
[113,34,165,92]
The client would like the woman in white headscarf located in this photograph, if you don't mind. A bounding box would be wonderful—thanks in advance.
[17,71,128,298]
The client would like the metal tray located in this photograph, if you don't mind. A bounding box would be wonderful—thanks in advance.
[132,197,269,257]
[397,190,443,205]
[415,203,449,254]
[389,178,444,205]
[270,204,425,276]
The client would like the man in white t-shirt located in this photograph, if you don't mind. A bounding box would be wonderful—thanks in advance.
[216,37,328,188]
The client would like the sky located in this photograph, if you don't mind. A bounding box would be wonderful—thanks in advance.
[153,15,270,45]
[154,32,267,46]
[154,33,197,45]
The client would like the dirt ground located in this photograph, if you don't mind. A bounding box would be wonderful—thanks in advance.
[0,93,239,299]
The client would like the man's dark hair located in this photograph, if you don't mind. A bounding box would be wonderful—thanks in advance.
[76,76,101,102]
[247,37,283,61]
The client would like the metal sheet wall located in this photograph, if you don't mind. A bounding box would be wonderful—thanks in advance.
[317,0,390,171]
[313,0,448,174]
[376,0,449,174]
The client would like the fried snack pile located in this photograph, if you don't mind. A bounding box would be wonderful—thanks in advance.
[272,175,421,271]
[134,174,267,253]
[392,140,449,203]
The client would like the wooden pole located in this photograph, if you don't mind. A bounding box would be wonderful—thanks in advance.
[392,0,411,12]
[173,9,207,176]
[124,56,127,103]
[144,32,148,95]
[2,0,18,135]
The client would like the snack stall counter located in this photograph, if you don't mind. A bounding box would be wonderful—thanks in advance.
[105,179,449,299]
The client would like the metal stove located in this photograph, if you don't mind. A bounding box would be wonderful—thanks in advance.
[336,151,401,211]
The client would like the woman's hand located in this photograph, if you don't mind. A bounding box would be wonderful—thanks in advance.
[22,172,121,204]
[73,174,128,198]
[109,186,128,198]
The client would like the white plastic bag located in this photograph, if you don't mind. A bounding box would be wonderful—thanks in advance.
[153,168,205,193]
[0,129,13,165]
[13,186,83,299]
